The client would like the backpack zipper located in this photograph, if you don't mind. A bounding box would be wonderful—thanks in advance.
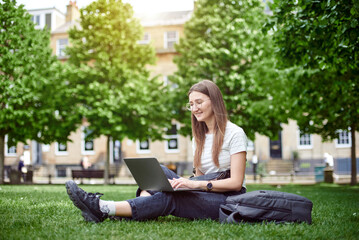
[231,201,292,214]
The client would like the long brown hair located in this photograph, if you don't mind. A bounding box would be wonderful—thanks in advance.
[188,80,228,169]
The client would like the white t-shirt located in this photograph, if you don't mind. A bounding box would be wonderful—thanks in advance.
[193,121,247,174]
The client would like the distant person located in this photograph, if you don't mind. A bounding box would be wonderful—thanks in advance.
[324,153,334,168]
[18,156,26,182]
[66,80,247,223]
[252,154,258,181]
[80,159,84,169]
[80,156,91,169]
[18,158,24,172]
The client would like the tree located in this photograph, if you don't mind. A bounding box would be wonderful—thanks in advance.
[266,0,359,185]
[170,0,288,141]
[0,0,81,184]
[66,0,171,183]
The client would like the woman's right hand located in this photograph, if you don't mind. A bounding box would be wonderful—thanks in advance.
[169,178,203,190]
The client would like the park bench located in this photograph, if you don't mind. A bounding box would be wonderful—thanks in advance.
[71,169,115,184]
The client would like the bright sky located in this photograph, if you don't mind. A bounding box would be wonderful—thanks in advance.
[16,0,195,14]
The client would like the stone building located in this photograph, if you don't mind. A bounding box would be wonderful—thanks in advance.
[4,1,358,181]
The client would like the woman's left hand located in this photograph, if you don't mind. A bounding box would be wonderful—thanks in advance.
[169,178,199,190]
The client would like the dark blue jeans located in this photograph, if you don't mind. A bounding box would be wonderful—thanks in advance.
[126,166,246,221]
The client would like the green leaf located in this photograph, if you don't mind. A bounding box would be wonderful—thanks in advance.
[171,0,288,140]
[66,0,170,141]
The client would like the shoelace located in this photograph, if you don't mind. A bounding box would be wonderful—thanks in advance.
[87,192,104,198]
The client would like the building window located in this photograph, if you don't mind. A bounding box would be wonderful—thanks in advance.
[55,142,68,155]
[112,139,122,163]
[165,124,179,153]
[31,15,40,25]
[297,130,313,149]
[164,31,178,49]
[42,144,50,152]
[136,139,150,154]
[5,135,17,157]
[262,0,273,13]
[138,32,150,44]
[163,75,178,89]
[45,13,52,29]
[56,38,68,57]
[336,130,351,148]
[82,127,95,155]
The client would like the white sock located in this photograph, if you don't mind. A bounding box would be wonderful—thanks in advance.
[99,200,116,216]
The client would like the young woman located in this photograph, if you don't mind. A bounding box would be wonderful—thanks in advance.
[66,80,247,222]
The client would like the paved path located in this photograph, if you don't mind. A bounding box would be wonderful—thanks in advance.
[33,176,317,185]
[8,174,356,185]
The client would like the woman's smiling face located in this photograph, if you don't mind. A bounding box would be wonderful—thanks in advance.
[188,91,214,123]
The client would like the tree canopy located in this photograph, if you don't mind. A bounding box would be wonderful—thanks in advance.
[266,0,359,184]
[66,0,171,182]
[170,0,288,141]
[0,0,81,183]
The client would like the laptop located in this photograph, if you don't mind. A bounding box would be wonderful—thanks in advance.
[124,157,201,192]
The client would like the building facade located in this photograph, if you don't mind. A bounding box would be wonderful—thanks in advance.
[4,2,358,180]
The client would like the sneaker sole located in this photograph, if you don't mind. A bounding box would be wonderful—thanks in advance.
[65,180,101,223]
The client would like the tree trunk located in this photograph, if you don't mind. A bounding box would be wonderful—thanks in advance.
[350,125,357,185]
[0,134,4,184]
[104,135,110,185]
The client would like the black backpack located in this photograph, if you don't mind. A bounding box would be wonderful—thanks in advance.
[219,190,313,224]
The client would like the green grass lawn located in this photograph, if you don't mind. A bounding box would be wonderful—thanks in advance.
[1,183,358,240]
